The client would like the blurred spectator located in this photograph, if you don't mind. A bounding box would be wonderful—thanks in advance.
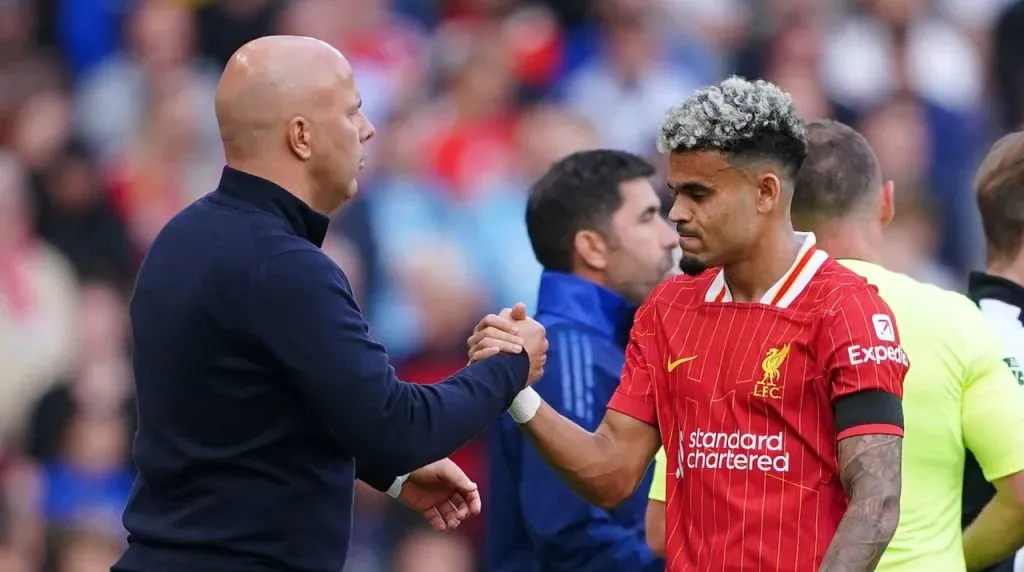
[0,152,77,441]
[993,0,1024,131]
[0,1,63,146]
[560,0,699,154]
[27,282,133,465]
[468,104,596,311]
[428,26,519,196]
[501,6,565,97]
[195,0,286,67]
[9,90,72,174]
[822,0,984,113]
[106,79,222,252]
[47,525,124,572]
[277,0,428,127]
[10,85,132,283]
[53,0,130,79]
[392,528,476,572]
[31,141,133,285]
[74,0,221,165]
[38,405,132,534]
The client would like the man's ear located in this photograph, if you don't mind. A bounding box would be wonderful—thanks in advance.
[756,172,783,214]
[574,229,609,271]
[287,116,313,160]
[880,180,895,227]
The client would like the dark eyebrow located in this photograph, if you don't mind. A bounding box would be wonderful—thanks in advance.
[667,181,714,194]
[639,204,660,219]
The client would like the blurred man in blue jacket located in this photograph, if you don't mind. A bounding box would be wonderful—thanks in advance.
[485,150,677,572]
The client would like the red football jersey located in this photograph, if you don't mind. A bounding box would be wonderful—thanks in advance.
[608,233,908,572]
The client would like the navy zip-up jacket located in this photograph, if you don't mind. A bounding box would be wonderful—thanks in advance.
[113,168,530,572]
[486,272,664,572]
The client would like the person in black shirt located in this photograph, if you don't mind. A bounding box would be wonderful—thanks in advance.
[112,36,549,572]
[964,130,1024,572]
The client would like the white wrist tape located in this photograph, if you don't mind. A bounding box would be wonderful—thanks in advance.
[508,387,541,424]
[386,474,409,499]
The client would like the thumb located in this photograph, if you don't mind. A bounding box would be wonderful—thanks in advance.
[510,302,527,321]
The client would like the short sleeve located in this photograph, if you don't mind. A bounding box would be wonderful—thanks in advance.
[822,287,908,399]
[649,448,667,502]
[961,308,1024,481]
[607,300,660,426]
[820,286,908,440]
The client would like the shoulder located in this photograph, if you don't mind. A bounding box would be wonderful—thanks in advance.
[644,273,715,312]
[809,259,889,315]
[843,259,976,327]
[256,246,347,290]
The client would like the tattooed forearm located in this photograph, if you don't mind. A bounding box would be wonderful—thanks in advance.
[820,434,902,572]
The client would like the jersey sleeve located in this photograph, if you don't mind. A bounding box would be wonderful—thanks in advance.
[648,448,667,503]
[607,298,660,426]
[960,302,1024,482]
[819,285,908,440]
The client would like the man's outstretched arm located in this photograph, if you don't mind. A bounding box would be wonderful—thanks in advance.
[253,249,545,477]
[471,300,664,508]
[518,406,661,509]
[820,434,902,572]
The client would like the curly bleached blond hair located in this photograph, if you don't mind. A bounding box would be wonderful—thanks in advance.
[657,76,808,178]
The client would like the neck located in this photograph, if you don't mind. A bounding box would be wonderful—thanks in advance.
[572,266,608,289]
[810,218,884,265]
[987,256,1024,286]
[723,221,801,303]
[226,160,325,214]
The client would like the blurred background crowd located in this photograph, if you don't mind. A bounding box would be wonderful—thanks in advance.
[0,0,1020,570]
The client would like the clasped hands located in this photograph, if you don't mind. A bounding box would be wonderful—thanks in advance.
[394,303,547,532]
[466,302,549,384]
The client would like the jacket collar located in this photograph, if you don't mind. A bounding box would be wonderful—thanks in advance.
[536,271,635,344]
[968,271,1024,308]
[215,167,330,247]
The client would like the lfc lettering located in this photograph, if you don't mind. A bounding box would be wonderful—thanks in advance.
[753,381,781,399]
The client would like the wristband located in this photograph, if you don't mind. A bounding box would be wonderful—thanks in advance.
[508,387,541,424]
[386,474,409,499]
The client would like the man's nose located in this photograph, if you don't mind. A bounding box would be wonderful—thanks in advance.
[668,199,691,225]
[658,217,677,249]
[361,117,376,143]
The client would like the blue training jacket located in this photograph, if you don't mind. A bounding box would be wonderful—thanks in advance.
[486,271,665,572]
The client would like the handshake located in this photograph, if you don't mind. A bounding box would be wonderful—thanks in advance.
[467,303,549,386]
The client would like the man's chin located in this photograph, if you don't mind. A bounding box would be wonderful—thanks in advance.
[342,179,359,200]
[678,255,708,276]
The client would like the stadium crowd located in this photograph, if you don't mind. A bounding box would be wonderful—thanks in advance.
[0,0,1021,570]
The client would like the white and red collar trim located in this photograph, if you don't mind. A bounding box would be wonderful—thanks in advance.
[704,232,829,308]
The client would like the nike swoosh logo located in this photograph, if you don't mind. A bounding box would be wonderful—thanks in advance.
[667,356,697,372]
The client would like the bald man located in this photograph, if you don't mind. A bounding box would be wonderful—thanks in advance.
[113,36,548,572]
